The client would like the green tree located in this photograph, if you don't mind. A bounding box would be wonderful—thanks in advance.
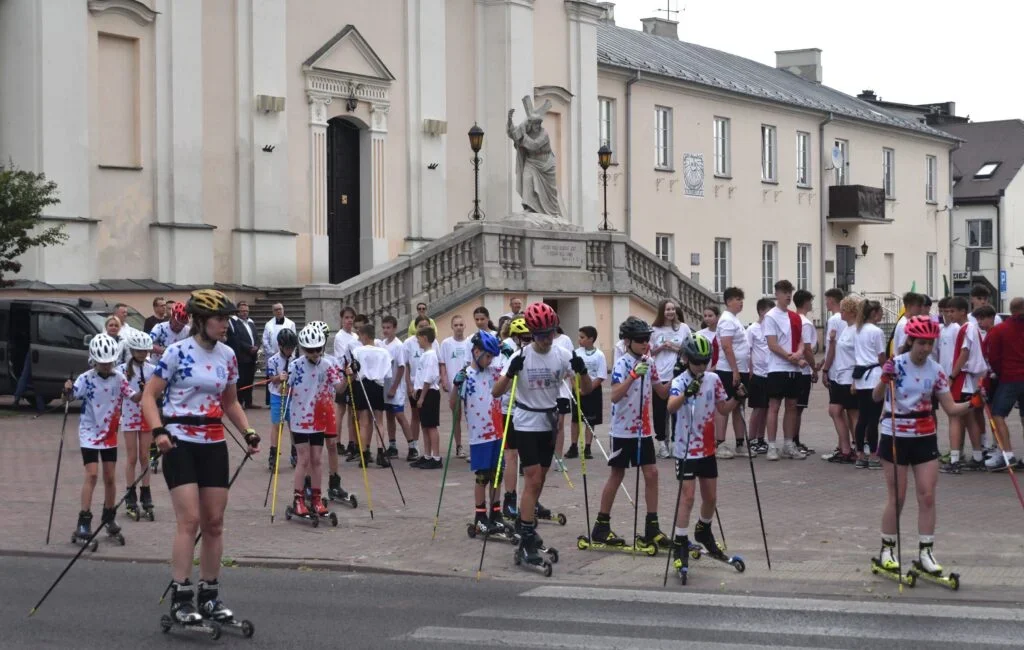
[0,163,67,286]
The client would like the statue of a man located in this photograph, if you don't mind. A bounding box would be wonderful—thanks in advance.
[507,96,562,217]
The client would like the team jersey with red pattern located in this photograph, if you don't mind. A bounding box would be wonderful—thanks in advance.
[155,339,238,444]
[460,364,504,445]
[72,369,133,449]
[287,355,344,434]
[879,353,949,438]
[609,354,660,438]
[117,359,156,431]
[670,371,728,460]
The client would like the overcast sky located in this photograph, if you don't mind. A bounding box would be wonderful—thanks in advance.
[609,0,1020,123]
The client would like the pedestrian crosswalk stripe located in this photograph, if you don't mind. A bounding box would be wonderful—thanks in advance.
[522,586,1024,622]
[403,626,811,649]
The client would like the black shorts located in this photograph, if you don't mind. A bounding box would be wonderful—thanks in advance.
[335,389,351,406]
[607,436,656,468]
[796,374,813,409]
[829,382,858,410]
[354,379,386,412]
[716,370,749,402]
[556,397,571,415]
[675,455,718,481]
[766,371,802,401]
[579,387,603,425]
[877,434,940,466]
[293,432,325,446]
[162,440,229,490]
[955,391,974,405]
[81,447,117,465]
[516,429,556,469]
[747,375,769,409]
[417,389,441,428]
[504,419,518,450]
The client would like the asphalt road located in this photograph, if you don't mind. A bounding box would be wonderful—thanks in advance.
[5,556,1023,649]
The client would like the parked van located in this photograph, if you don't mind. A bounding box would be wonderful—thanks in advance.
[0,298,145,405]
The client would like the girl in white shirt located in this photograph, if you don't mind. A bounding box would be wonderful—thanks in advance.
[820,296,861,463]
[852,300,886,469]
[405,315,439,458]
[650,299,693,458]
[119,330,158,520]
[745,298,775,454]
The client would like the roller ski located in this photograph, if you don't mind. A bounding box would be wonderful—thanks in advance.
[908,546,959,590]
[148,442,160,475]
[197,579,255,638]
[636,514,674,551]
[139,486,155,521]
[512,524,553,577]
[870,540,916,587]
[101,506,125,545]
[501,491,519,521]
[533,502,567,526]
[161,581,222,640]
[70,510,98,552]
[689,520,744,573]
[577,516,657,557]
[467,505,517,542]
[309,489,338,527]
[284,492,320,527]
[125,487,141,522]
[327,473,358,508]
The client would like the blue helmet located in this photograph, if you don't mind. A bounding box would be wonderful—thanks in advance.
[472,331,500,356]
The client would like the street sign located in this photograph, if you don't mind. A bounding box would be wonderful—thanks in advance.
[952,271,969,281]
[1000,269,1007,293]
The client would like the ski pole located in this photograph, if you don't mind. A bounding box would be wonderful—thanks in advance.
[237,378,272,393]
[662,476,684,587]
[631,370,645,558]
[265,387,290,510]
[575,377,593,543]
[572,398,634,506]
[738,403,771,570]
[432,389,461,541]
[348,374,374,520]
[158,450,253,604]
[358,378,406,505]
[714,508,727,550]
[980,394,1024,511]
[663,375,699,587]
[480,375,517,580]
[45,388,72,545]
[888,382,904,593]
[31,464,152,616]
[553,454,574,488]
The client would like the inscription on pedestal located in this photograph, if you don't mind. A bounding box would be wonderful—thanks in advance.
[531,240,585,267]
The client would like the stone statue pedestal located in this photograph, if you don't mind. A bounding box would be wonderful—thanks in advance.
[499,211,582,232]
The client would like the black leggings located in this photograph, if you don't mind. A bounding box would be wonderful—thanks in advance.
[651,386,676,442]
[855,389,881,454]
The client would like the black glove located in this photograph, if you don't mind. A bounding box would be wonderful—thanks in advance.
[570,354,587,376]
[500,343,514,358]
[506,354,525,378]
[684,376,702,399]
[349,358,361,374]
[244,428,261,449]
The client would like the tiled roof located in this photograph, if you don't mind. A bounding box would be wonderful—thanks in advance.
[0,279,264,292]
[597,24,955,140]
[940,120,1024,201]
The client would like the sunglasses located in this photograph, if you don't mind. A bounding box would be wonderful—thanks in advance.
[690,359,708,366]
[532,330,555,340]
[305,347,324,354]
[629,336,651,344]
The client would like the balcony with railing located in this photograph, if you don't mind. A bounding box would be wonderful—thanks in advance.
[828,185,893,225]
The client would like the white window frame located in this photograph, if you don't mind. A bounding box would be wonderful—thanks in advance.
[966,219,993,249]
[655,106,672,170]
[761,125,777,182]
[655,233,673,263]
[883,147,896,199]
[926,155,938,202]
[599,97,615,155]
[796,131,811,187]
[713,238,731,293]
[761,241,778,296]
[713,117,730,176]
[834,139,849,186]
[797,243,811,290]
[926,252,937,299]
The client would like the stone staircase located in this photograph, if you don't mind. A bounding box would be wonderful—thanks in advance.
[249,287,306,337]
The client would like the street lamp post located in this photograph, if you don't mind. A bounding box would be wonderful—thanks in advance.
[468,124,485,220]
[598,144,612,231]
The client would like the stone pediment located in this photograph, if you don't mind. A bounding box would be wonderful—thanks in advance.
[303,25,395,83]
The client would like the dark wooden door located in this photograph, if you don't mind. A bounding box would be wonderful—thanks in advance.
[327,118,360,284]
[836,245,856,293]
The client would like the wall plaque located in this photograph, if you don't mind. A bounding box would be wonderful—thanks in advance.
[531,240,585,267]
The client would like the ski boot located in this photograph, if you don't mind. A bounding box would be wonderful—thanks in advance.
[467,505,494,539]
[197,579,255,637]
[489,501,511,537]
[284,491,319,527]
[70,510,98,552]
[267,446,278,472]
[578,514,652,556]
[636,514,674,551]
[327,473,358,508]
[289,445,297,469]
[161,580,222,639]
[513,522,553,577]
[583,444,593,460]
[870,538,915,587]
[564,444,579,459]
[534,502,567,526]
[139,486,155,521]
[344,442,361,462]
[673,536,690,584]
[909,544,959,590]
[387,443,399,458]
[303,475,313,505]
[310,489,338,527]
[501,491,519,521]
[691,520,744,572]
[125,486,140,522]
[101,506,125,545]
[149,442,160,474]
[375,447,391,468]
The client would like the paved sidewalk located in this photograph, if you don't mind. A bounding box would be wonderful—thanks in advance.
[3,385,1024,603]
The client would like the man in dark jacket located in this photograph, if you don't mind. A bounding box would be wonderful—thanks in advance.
[228,301,259,409]
[985,296,1024,470]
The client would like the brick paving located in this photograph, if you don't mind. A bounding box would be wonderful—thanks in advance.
[4,384,1024,603]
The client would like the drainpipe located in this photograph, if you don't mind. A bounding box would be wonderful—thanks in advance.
[818,112,834,325]
[948,143,959,299]
[996,189,1004,311]
[624,71,641,238]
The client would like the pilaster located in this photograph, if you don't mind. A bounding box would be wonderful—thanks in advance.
[308,94,331,283]
[566,0,603,231]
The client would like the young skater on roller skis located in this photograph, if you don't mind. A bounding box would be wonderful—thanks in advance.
[589,317,672,551]
[496,317,532,519]
[667,334,732,575]
[450,331,506,535]
[492,303,591,569]
[120,330,158,521]
[266,328,297,471]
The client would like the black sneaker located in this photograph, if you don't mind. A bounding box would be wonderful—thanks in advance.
[386,445,399,458]
[425,458,443,469]
[751,439,769,455]
[410,456,428,468]
[583,445,593,460]
[564,444,579,459]
[406,448,420,462]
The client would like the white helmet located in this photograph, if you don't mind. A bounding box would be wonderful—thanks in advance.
[126,329,154,352]
[309,320,331,338]
[298,324,326,349]
[89,333,121,364]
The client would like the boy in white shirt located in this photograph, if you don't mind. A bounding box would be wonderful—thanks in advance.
[942,297,986,473]
[352,324,394,468]
[413,326,443,469]
[745,299,775,454]
[380,316,417,461]
[405,315,438,460]
[714,288,752,459]
[761,280,807,460]
[792,290,819,456]
[333,307,359,461]
[566,325,606,460]
[266,329,298,471]
[440,315,472,458]
[892,292,926,354]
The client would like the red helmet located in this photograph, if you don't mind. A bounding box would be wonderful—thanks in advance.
[171,302,189,324]
[523,302,559,333]
[904,315,939,340]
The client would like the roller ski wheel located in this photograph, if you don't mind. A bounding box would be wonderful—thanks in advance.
[689,541,726,560]
[160,614,222,640]
[908,562,960,590]
[690,545,744,572]
[535,512,567,526]
[576,535,657,557]
[205,616,255,638]
[107,530,126,546]
[870,557,916,587]
[126,504,141,522]
[71,533,99,553]
[142,507,155,522]
[328,491,358,508]
[284,506,320,528]
[513,548,553,577]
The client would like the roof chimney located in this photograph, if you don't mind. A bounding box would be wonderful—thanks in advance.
[775,48,822,84]
[596,2,615,24]
[857,89,877,101]
[640,17,678,40]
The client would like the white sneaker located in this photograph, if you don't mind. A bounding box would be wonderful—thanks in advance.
[715,442,735,459]
[766,446,780,461]
[657,441,671,459]
[985,452,1016,471]
[782,442,807,460]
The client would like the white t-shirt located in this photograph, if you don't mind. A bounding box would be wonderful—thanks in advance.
[879,353,949,438]
[332,329,358,363]
[117,359,155,431]
[613,339,627,364]
[381,337,408,406]
[459,364,504,445]
[652,324,692,381]
[415,348,441,391]
[286,356,343,434]
[353,344,392,384]
[155,339,238,444]
[968,312,1003,330]
[762,307,801,374]
[440,336,473,383]
[833,325,857,386]
[262,317,296,358]
[494,342,518,413]
[799,314,818,377]
[824,313,847,382]
[502,345,573,432]
[149,321,189,360]
[554,334,575,355]
[265,352,294,397]
[957,322,988,393]
[406,339,440,392]
[609,353,662,438]
[936,322,961,377]
[852,323,885,391]
[72,369,132,449]
[747,322,770,378]
[715,311,750,373]
[893,315,909,354]
[575,347,608,385]
[670,370,728,460]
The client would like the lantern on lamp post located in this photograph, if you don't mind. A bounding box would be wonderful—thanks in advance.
[468,124,485,220]
[598,144,613,231]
